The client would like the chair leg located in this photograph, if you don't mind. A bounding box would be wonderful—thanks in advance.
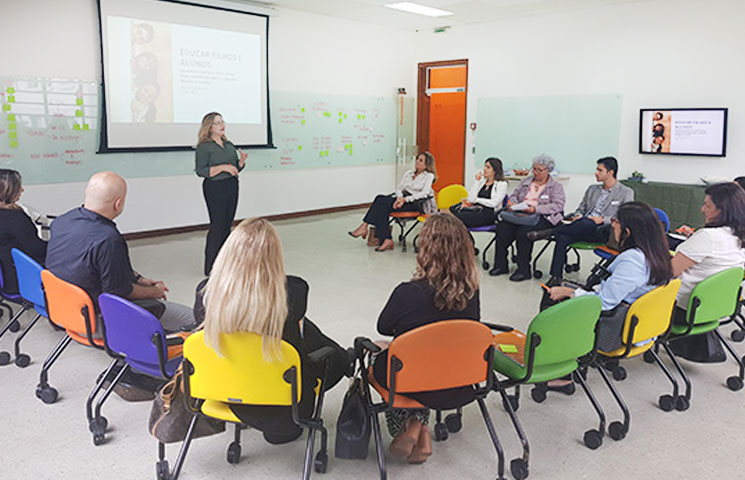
[156,441,170,480]
[370,411,387,480]
[477,397,506,479]
[0,305,28,364]
[713,329,745,391]
[496,387,530,471]
[482,234,497,269]
[401,221,418,253]
[35,334,72,404]
[86,358,119,425]
[594,365,630,441]
[90,363,129,445]
[648,348,680,411]
[302,424,317,480]
[169,414,200,480]
[532,240,552,277]
[12,312,42,367]
[572,369,606,450]
[660,341,692,408]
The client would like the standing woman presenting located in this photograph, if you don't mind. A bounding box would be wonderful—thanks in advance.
[195,112,247,275]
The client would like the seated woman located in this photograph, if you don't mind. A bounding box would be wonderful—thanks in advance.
[197,218,350,444]
[450,157,508,228]
[0,169,47,294]
[490,154,565,281]
[668,182,745,362]
[348,152,437,252]
[548,202,674,352]
[373,213,480,464]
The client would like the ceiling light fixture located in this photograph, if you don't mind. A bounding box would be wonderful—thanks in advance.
[384,2,454,17]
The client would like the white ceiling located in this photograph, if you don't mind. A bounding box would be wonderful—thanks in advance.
[238,0,650,30]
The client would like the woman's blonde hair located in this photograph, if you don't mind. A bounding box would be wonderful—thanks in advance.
[197,112,227,145]
[413,213,479,311]
[203,218,288,359]
[0,169,22,211]
[419,151,438,182]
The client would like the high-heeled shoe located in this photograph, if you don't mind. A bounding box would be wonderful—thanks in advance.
[348,227,368,239]
[375,240,394,252]
[389,417,422,458]
[407,425,432,464]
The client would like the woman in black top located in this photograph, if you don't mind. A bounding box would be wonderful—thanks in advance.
[0,169,46,294]
[197,218,349,444]
[195,112,247,275]
[450,157,509,228]
[373,213,480,464]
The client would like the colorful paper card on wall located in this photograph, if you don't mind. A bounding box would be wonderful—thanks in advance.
[9,140,18,148]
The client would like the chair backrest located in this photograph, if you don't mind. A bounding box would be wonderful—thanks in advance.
[687,266,744,325]
[525,295,602,366]
[436,184,468,210]
[387,320,493,393]
[98,293,166,369]
[654,208,670,233]
[40,270,97,337]
[623,279,681,344]
[184,330,301,406]
[11,248,46,309]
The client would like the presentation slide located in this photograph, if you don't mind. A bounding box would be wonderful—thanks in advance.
[640,109,727,156]
[99,0,270,150]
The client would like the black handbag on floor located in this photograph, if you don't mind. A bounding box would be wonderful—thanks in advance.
[334,376,371,460]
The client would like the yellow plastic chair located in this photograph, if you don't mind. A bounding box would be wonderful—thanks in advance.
[592,279,681,442]
[156,331,332,480]
[412,184,469,252]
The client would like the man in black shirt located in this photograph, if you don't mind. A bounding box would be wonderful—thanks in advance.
[46,172,196,333]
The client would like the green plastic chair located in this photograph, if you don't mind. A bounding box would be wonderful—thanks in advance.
[651,266,745,411]
[490,295,603,479]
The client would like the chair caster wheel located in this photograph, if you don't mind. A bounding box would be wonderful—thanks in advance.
[532,270,543,279]
[658,395,674,412]
[675,396,690,411]
[726,376,743,391]
[611,367,627,381]
[226,442,241,464]
[530,386,547,403]
[502,395,519,412]
[314,450,328,473]
[15,353,30,368]
[434,422,449,441]
[0,351,10,366]
[474,247,480,256]
[36,384,58,404]
[642,351,655,364]
[608,421,627,441]
[444,413,462,433]
[510,458,529,480]
[156,460,169,480]
[583,429,603,450]
[414,247,419,254]
[9,320,20,333]
[93,432,106,446]
[482,261,490,270]
[89,416,108,434]
[731,329,745,342]
[572,265,581,273]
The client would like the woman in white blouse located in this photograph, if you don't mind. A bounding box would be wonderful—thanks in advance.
[669,182,745,362]
[349,152,437,252]
[450,157,508,228]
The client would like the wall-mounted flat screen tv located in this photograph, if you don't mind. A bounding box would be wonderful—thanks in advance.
[639,108,727,157]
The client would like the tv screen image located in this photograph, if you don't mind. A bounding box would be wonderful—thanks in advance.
[639,108,727,157]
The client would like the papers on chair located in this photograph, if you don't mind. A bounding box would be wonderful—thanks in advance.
[509,201,531,212]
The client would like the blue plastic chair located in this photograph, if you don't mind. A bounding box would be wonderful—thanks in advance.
[0,258,29,365]
[87,293,181,446]
[0,249,50,368]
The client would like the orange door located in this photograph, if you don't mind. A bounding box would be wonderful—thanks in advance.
[427,65,467,191]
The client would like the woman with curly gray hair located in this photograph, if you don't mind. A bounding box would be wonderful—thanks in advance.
[490,154,566,281]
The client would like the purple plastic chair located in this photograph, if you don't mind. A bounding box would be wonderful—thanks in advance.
[0,262,25,365]
[86,293,182,446]
[468,196,509,271]
[0,249,50,368]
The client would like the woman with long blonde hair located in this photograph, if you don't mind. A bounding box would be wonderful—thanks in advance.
[196,217,350,444]
[0,169,47,294]
[195,112,248,275]
[372,213,480,463]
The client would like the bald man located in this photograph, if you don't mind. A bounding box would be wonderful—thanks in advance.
[45,172,196,333]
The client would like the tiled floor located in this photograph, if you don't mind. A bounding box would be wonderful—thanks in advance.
[1,210,743,479]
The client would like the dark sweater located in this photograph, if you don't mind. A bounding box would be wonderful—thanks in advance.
[0,209,47,294]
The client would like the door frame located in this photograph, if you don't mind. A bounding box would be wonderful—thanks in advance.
[416,59,469,154]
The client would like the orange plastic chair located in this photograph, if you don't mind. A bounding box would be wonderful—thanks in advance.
[356,320,504,480]
[37,270,103,404]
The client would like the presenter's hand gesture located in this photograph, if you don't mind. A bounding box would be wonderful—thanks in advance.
[224,164,239,176]
[238,149,247,168]
[393,197,406,209]
[475,170,483,181]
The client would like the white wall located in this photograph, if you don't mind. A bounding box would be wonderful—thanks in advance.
[416,0,745,207]
[7,0,417,233]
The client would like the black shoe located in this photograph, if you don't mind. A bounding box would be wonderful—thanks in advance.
[489,267,509,277]
[527,229,554,241]
[547,276,563,287]
[544,380,575,396]
[509,271,531,282]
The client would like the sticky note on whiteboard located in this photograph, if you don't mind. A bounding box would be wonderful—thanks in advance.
[73,124,81,131]
[9,131,17,139]
[7,114,15,121]
[2,104,10,111]
[9,140,18,148]
[6,87,14,94]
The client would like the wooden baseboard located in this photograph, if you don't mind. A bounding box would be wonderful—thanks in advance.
[123,202,370,240]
